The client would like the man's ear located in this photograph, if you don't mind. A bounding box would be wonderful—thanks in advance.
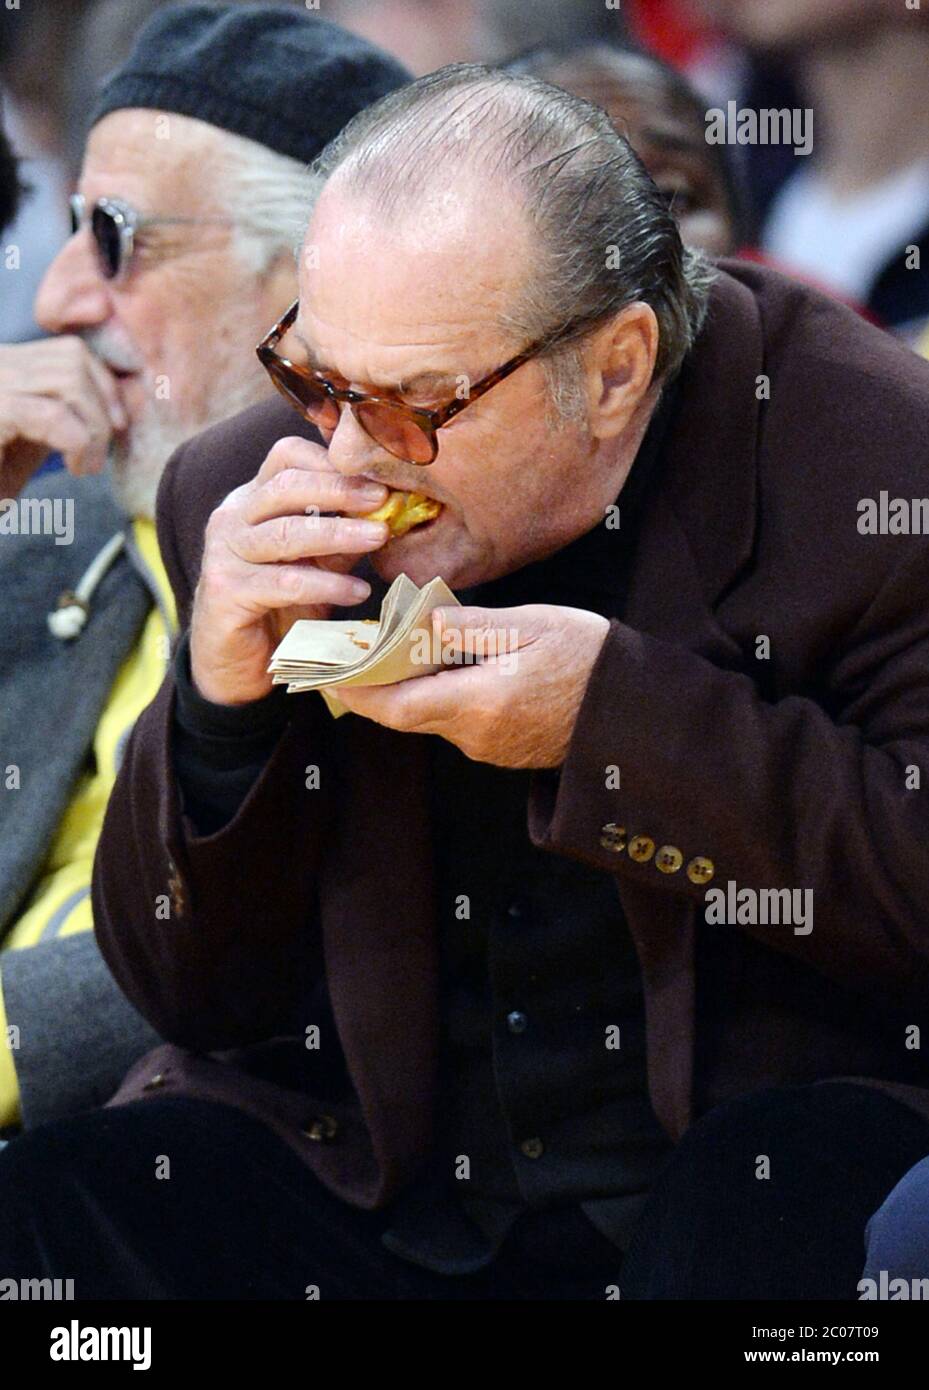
[586,302,660,441]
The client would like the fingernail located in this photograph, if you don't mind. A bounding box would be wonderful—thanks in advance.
[360,484,387,500]
[350,579,371,598]
[360,522,387,539]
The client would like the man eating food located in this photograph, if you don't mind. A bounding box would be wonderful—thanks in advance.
[1,64,929,1302]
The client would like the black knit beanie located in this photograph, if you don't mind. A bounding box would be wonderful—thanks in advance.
[89,2,411,166]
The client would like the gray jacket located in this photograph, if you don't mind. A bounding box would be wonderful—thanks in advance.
[0,466,162,1130]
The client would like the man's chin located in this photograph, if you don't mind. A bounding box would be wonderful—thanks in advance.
[370,544,446,589]
[108,445,162,520]
[108,382,268,520]
[369,522,489,591]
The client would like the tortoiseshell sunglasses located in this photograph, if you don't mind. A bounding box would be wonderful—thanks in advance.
[257,298,594,464]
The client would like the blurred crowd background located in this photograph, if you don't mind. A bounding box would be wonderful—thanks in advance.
[3,0,929,348]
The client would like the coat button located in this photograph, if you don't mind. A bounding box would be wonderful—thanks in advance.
[599,823,627,853]
[520,1137,544,1160]
[142,1072,167,1091]
[686,856,715,885]
[303,1115,339,1142]
[166,859,187,916]
[628,834,655,863]
[655,845,683,874]
[506,1010,528,1034]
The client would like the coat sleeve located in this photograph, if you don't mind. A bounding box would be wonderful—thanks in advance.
[528,542,929,1009]
[91,430,340,1051]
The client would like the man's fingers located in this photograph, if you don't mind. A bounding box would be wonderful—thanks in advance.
[233,511,388,564]
[242,466,388,525]
[432,606,526,660]
[0,394,100,473]
[255,434,334,483]
[0,337,126,434]
[253,562,373,611]
[335,665,482,730]
[81,351,128,431]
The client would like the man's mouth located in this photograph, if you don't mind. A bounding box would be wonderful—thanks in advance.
[342,486,445,539]
[367,490,443,538]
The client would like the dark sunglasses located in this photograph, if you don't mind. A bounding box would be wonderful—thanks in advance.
[69,193,233,283]
[257,299,595,465]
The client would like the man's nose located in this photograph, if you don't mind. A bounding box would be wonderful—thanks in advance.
[34,228,112,334]
[325,403,394,478]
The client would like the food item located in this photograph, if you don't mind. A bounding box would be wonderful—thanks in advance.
[363,490,442,538]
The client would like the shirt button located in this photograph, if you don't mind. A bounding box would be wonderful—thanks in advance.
[506,1010,528,1034]
[520,1137,545,1160]
[142,1072,167,1091]
[686,856,715,885]
[599,822,627,853]
[655,845,683,874]
[628,834,656,863]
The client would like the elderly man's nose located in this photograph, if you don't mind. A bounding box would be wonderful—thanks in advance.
[34,230,111,334]
[326,404,389,474]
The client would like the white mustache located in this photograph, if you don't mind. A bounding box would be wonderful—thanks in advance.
[82,329,142,375]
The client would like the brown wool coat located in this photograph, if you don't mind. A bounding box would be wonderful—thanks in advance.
[92,262,929,1208]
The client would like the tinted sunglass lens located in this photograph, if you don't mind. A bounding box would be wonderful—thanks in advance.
[270,364,340,430]
[91,206,122,279]
[356,404,435,464]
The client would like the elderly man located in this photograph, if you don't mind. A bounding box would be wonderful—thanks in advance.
[1,63,928,1301]
[0,5,408,1137]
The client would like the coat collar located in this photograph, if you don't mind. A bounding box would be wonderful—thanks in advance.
[654,264,763,614]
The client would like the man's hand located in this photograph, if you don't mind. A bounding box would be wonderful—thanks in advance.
[189,436,390,706]
[331,603,611,769]
[0,338,128,497]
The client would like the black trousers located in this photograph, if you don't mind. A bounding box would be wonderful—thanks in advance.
[621,1081,929,1299]
[0,1097,621,1300]
[1,1083,927,1300]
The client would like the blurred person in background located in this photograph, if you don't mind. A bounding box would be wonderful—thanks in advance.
[0,0,316,341]
[326,0,626,73]
[0,4,83,341]
[699,0,929,340]
[506,41,745,256]
[0,97,25,236]
[0,4,408,1141]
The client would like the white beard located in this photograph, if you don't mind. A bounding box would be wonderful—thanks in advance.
[107,371,269,520]
[83,322,272,520]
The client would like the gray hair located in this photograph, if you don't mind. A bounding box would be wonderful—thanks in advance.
[209,127,312,277]
[303,63,715,424]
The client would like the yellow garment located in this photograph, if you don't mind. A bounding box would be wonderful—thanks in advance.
[920,324,929,361]
[0,518,177,1128]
